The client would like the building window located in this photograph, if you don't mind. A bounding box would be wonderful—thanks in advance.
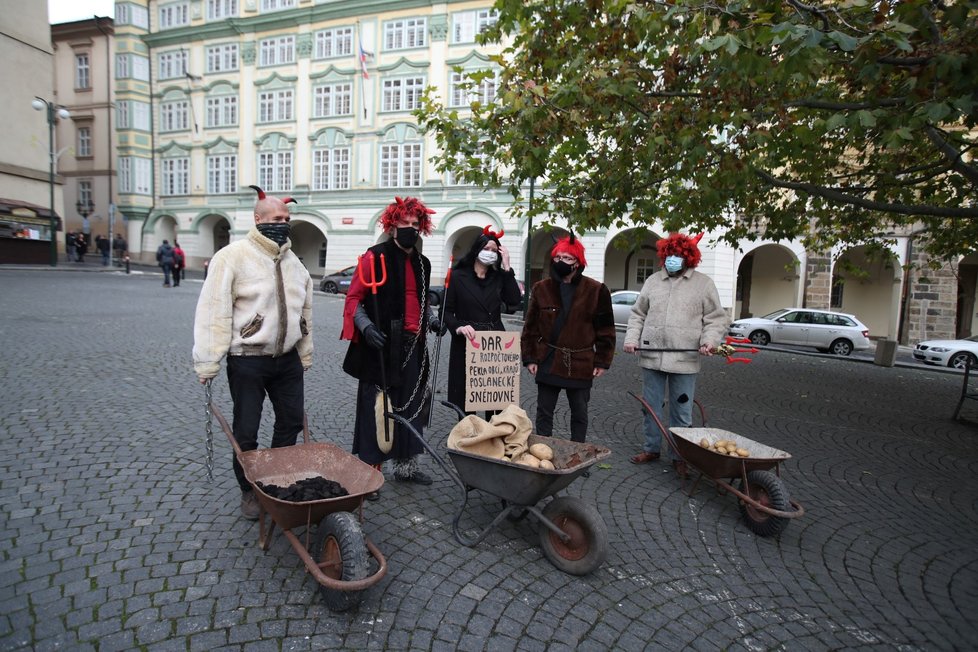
[116,3,149,28]
[258,89,293,122]
[119,157,151,194]
[380,143,422,187]
[261,0,294,10]
[117,102,129,128]
[314,27,353,59]
[205,95,238,127]
[207,154,237,194]
[78,180,93,210]
[116,54,129,79]
[77,127,92,157]
[161,158,190,196]
[258,151,293,192]
[313,83,352,118]
[312,147,350,191]
[382,77,425,112]
[259,36,295,66]
[117,54,149,80]
[452,9,499,43]
[446,147,487,186]
[160,100,189,132]
[158,51,187,80]
[206,44,238,73]
[206,0,237,20]
[449,72,498,108]
[159,2,189,29]
[636,257,656,283]
[75,53,91,89]
[118,101,150,130]
[831,279,844,308]
[384,18,426,50]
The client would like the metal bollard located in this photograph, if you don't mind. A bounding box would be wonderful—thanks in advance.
[124,255,130,274]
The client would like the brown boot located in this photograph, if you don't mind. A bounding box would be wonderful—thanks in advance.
[630,451,660,464]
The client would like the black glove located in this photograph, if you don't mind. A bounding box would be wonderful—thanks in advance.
[362,324,387,350]
[429,319,448,336]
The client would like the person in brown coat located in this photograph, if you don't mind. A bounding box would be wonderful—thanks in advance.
[521,234,615,442]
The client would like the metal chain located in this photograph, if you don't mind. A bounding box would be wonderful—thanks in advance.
[204,381,214,482]
[386,255,431,423]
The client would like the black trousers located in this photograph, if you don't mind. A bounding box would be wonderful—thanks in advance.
[226,349,304,493]
[534,383,591,443]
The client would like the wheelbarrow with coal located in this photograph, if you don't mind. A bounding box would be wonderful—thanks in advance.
[209,404,387,611]
[390,405,612,575]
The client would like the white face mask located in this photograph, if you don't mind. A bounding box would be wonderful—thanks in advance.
[477,250,498,266]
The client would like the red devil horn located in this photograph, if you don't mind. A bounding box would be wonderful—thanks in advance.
[691,233,704,245]
[283,197,297,205]
[483,225,505,239]
[483,225,492,236]
[248,185,266,200]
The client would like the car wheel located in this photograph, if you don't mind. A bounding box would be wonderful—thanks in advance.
[949,351,978,370]
[748,330,770,346]
[322,281,338,294]
[830,338,853,356]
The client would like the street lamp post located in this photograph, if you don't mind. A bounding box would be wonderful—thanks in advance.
[32,97,70,267]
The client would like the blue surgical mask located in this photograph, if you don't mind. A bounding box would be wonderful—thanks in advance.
[664,256,684,274]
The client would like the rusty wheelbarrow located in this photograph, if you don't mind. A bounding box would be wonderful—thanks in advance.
[390,404,612,575]
[210,405,387,611]
[631,393,805,537]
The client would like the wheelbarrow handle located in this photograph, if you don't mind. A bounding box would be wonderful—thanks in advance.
[209,403,312,458]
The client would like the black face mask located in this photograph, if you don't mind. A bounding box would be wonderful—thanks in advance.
[553,260,576,277]
[257,222,291,246]
[395,226,420,249]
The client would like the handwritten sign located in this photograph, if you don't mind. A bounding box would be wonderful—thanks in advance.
[464,331,521,412]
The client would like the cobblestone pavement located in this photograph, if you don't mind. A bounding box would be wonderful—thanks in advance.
[1,268,976,651]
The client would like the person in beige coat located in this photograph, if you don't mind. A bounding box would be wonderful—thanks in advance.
[193,185,313,519]
[623,233,729,475]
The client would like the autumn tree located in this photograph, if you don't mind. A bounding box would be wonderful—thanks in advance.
[417,0,978,260]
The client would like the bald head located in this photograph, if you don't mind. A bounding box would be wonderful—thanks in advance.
[255,197,290,225]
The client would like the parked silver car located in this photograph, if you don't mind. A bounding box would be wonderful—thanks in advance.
[728,308,871,356]
[913,336,978,369]
[611,291,639,328]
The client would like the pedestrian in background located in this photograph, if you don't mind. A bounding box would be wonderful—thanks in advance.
[172,241,186,287]
[66,231,77,263]
[521,234,615,443]
[96,235,110,266]
[193,185,312,520]
[76,233,87,263]
[112,233,127,266]
[623,232,729,476]
[443,226,521,415]
[156,239,176,287]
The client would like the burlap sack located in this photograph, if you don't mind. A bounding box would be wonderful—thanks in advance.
[446,405,533,461]
[490,404,532,460]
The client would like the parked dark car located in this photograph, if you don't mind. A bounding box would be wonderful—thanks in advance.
[319,265,356,293]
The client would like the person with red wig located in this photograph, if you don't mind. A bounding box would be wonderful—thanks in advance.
[341,196,440,497]
[623,232,729,475]
[521,234,615,443]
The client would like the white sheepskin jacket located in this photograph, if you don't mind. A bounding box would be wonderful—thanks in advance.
[193,227,313,379]
[624,268,729,374]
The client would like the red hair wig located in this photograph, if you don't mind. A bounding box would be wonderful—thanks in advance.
[656,232,704,268]
[550,233,587,268]
[380,196,435,235]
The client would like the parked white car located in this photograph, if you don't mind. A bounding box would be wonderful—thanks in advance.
[728,308,871,356]
[611,290,639,328]
[913,336,978,369]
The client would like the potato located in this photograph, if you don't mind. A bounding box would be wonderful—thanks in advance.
[699,438,710,448]
[518,453,541,468]
[538,459,555,471]
[736,448,750,458]
[529,443,554,461]
[716,440,730,448]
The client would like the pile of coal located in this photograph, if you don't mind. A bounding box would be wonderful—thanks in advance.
[257,476,349,502]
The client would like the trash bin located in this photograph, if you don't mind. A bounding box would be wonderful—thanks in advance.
[873,339,898,367]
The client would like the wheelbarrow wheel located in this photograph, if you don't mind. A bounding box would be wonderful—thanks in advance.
[737,470,791,537]
[538,497,608,575]
[312,512,370,612]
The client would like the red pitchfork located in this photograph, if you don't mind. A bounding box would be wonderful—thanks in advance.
[357,252,391,444]
[633,336,758,364]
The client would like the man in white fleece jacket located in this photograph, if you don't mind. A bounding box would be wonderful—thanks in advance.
[193,185,313,520]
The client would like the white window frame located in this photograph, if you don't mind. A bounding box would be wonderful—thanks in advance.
[158,50,188,80]
[259,36,295,66]
[116,3,149,28]
[449,71,498,108]
[133,101,151,130]
[75,53,91,89]
[312,147,351,191]
[207,154,237,194]
[313,83,353,118]
[258,150,293,192]
[384,18,427,50]
[77,127,92,157]
[119,157,152,195]
[206,44,238,73]
[205,95,238,127]
[160,100,190,132]
[161,157,190,196]
[206,0,237,20]
[158,2,189,29]
[78,180,94,209]
[314,26,353,59]
[260,0,294,10]
[636,257,657,283]
[115,54,129,79]
[380,143,422,188]
[117,102,130,129]
[381,76,425,112]
[257,89,294,123]
[452,9,499,44]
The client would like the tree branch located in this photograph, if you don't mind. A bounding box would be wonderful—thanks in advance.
[786,98,907,110]
[755,169,978,218]
[925,126,978,187]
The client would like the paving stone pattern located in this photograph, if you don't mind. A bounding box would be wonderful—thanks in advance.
[0,269,976,651]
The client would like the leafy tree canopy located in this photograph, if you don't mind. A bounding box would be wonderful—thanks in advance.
[417,0,978,261]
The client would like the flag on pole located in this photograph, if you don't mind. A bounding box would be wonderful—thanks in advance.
[358,23,373,80]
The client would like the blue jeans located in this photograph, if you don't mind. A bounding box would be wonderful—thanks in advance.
[641,368,697,459]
